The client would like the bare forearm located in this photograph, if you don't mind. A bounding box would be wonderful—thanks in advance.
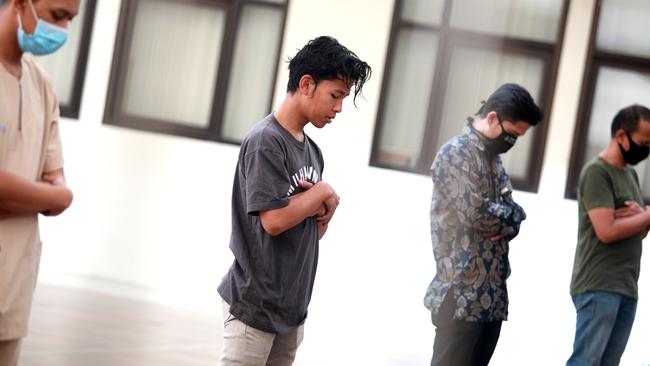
[0,171,72,214]
[261,182,335,236]
[599,212,650,244]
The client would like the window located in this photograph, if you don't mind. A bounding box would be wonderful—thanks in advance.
[566,0,650,199]
[104,0,288,143]
[8,0,97,119]
[371,0,568,192]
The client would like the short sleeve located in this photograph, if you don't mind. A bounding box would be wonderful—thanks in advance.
[580,164,614,211]
[243,148,290,215]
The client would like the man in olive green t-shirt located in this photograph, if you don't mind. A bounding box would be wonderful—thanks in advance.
[567,105,650,366]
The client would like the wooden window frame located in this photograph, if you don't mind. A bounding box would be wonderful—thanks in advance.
[370,0,570,192]
[565,0,650,199]
[59,0,97,119]
[103,0,289,144]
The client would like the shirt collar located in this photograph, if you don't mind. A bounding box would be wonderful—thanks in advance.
[463,119,486,152]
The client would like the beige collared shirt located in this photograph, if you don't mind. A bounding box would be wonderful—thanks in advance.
[0,55,63,340]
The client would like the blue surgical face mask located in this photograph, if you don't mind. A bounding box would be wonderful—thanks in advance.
[17,0,69,55]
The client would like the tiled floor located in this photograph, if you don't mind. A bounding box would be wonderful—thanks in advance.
[19,274,650,365]
[21,284,222,366]
[20,282,429,366]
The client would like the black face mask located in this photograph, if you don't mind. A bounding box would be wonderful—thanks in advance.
[619,131,650,165]
[484,120,517,156]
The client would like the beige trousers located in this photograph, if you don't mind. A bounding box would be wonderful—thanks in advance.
[218,301,304,366]
[0,339,21,366]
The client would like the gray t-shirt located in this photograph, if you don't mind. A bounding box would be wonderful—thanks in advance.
[218,113,324,334]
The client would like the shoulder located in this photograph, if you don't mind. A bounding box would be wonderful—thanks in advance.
[241,116,286,154]
[432,133,473,169]
[578,158,614,196]
[578,158,617,206]
[445,133,474,156]
[579,158,610,182]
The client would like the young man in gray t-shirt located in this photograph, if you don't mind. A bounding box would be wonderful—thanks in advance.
[217,36,371,366]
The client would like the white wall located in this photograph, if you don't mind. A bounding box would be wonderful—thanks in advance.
[36,0,650,364]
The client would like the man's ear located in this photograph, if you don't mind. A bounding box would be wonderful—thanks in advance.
[486,111,499,127]
[298,74,316,97]
[614,129,628,148]
[11,0,28,14]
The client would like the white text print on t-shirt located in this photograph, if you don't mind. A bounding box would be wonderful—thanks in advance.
[286,165,321,196]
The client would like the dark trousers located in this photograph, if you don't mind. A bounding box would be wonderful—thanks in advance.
[431,294,502,366]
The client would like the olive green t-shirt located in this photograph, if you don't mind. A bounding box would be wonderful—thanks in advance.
[570,157,644,299]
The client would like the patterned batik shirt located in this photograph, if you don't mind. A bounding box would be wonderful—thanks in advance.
[423,125,526,322]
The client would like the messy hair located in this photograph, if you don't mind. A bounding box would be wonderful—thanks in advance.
[287,36,372,105]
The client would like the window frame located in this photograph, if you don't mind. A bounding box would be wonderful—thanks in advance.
[103,0,289,144]
[565,0,650,199]
[63,0,96,118]
[370,0,570,192]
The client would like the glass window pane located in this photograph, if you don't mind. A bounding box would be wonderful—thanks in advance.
[35,0,88,106]
[596,0,650,58]
[400,0,445,26]
[449,0,563,42]
[437,46,544,180]
[376,29,439,169]
[221,5,284,141]
[584,67,650,194]
[121,0,225,128]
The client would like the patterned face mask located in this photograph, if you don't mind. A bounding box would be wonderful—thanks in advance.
[16,0,69,55]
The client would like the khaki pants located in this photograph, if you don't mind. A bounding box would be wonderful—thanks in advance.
[218,301,304,366]
[0,339,21,366]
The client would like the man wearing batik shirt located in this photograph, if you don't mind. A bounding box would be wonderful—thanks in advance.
[424,84,543,366]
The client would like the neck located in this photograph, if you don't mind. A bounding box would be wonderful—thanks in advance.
[273,94,309,142]
[471,117,490,139]
[0,8,24,76]
[601,140,627,168]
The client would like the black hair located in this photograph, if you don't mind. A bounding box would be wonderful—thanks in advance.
[611,104,650,137]
[286,36,371,105]
[476,83,544,126]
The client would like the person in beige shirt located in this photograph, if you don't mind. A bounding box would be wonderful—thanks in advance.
[0,0,77,364]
